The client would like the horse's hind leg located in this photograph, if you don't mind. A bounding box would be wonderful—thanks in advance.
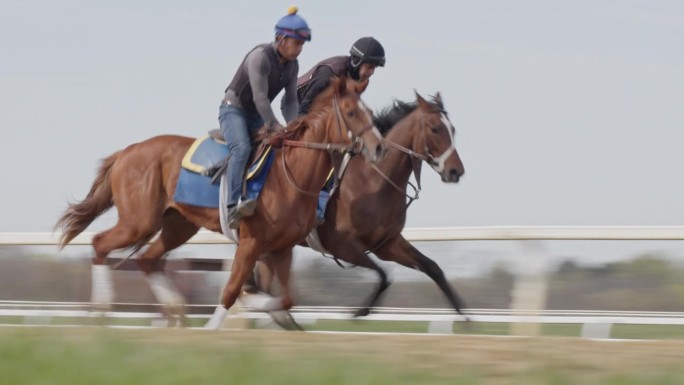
[375,236,468,318]
[137,208,199,327]
[89,153,168,314]
[90,222,159,311]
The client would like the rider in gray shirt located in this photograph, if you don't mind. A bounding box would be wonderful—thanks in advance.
[223,44,299,128]
[219,7,311,229]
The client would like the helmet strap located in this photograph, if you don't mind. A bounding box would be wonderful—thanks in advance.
[348,56,362,80]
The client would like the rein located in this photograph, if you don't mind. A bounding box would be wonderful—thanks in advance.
[369,162,421,206]
[369,138,426,206]
[383,139,429,162]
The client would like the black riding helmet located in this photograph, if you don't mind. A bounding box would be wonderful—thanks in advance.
[350,37,386,67]
[348,37,385,81]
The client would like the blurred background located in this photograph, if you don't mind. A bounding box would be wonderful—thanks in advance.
[3,239,684,312]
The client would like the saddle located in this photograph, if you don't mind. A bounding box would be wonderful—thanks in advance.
[204,124,301,186]
[203,128,272,186]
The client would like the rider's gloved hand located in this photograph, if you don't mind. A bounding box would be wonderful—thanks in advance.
[271,122,285,132]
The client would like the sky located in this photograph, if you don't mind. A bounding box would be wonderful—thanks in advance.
[1,0,683,233]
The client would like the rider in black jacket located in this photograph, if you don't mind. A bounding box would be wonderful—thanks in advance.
[294,37,386,116]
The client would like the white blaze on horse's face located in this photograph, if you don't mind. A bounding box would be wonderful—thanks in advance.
[359,99,382,139]
[441,113,456,143]
[429,113,457,173]
[347,97,385,164]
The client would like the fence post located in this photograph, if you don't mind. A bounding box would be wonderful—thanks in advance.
[509,240,548,336]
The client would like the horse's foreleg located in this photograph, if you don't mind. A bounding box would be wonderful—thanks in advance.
[271,249,294,310]
[257,256,275,294]
[242,255,275,294]
[207,240,263,330]
[376,236,469,319]
[239,254,285,312]
[222,238,262,309]
[322,238,391,317]
[354,262,390,317]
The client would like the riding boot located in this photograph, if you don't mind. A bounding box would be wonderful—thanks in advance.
[228,199,257,229]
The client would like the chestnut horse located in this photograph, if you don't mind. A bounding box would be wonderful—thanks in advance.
[254,92,468,322]
[55,77,384,323]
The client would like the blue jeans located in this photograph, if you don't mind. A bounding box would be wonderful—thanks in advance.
[218,102,263,206]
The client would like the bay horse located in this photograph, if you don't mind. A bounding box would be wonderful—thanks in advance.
[253,92,468,322]
[55,77,384,324]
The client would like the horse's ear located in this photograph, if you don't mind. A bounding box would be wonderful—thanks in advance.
[434,92,443,105]
[415,90,430,110]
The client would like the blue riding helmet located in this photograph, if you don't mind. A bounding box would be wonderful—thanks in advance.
[274,6,311,42]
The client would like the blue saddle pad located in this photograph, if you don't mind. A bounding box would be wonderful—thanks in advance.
[173,136,274,208]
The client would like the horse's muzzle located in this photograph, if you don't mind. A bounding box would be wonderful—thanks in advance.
[442,168,463,183]
[360,138,386,164]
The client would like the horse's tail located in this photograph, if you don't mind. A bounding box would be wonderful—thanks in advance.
[55,151,120,249]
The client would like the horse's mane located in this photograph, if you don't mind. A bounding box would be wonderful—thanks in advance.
[308,76,347,115]
[373,96,445,136]
[271,77,354,143]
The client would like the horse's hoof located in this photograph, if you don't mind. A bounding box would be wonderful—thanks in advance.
[241,292,283,312]
[455,316,474,332]
[354,308,371,317]
[269,310,303,331]
[170,314,189,328]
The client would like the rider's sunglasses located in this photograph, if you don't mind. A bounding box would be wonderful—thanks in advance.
[284,28,311,41]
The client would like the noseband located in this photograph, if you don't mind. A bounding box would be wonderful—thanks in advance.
[383,116,453,169]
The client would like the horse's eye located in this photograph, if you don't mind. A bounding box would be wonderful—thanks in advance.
[347,111,355,118]
[430,125,439,133]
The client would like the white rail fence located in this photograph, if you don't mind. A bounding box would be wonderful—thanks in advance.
[5,226,684,245]
[2,302,684,339]
[2,226,684,338]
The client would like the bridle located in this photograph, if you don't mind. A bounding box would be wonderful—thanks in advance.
[371,113,456,204]
[279,94,374,196]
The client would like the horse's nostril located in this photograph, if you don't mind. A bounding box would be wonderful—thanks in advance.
[449,169,460,182]
[375,144,384,160]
